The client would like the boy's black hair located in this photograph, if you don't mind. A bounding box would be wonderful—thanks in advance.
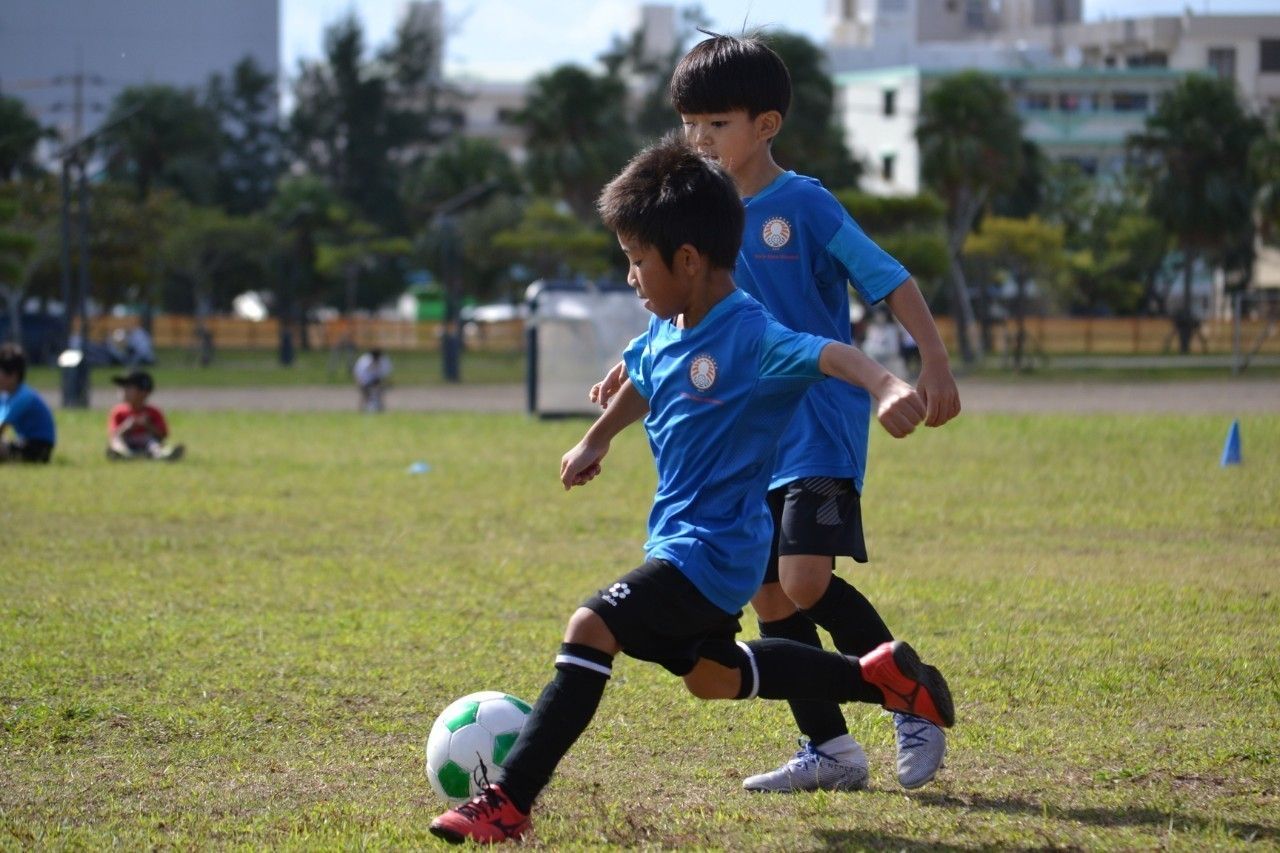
[0,343,26,382]
[597,133,743,271]
[669,31,791,120]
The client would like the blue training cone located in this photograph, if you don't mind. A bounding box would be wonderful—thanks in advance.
[1220,420,1242,467]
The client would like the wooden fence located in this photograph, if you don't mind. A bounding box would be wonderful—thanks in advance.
[87,314,1278,357]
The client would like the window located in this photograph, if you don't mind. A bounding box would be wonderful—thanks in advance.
[1022,92,1052,111]
[1112,91,1150,112]
[883,89,897,117]
[1262,39,1280,73]
[1208,47,1237,80]
[1057,92,1081,112]
[881,154,896,183]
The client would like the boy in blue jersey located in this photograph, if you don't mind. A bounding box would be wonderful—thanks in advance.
[594,33,961,792]
[0,343,56,463]
[429,136,953,845]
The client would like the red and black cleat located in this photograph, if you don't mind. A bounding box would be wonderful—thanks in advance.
[429,783,530,845]
[859,641,955,728]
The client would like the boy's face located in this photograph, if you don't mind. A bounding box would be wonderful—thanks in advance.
[122,385,148,407]
[618,235,688,320]
[679,109,779,180]
[0,369,16,394]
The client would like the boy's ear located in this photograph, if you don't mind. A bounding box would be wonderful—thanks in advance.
[674,243,705,277]
[755,110,783,142]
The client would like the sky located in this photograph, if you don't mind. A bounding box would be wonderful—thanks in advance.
[281,0,1280,83]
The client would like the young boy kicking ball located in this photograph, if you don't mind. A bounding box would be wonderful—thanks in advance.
[428,136,953,845]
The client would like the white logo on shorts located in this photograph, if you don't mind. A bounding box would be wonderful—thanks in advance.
[761,217,791,249]
[601,582,631,607]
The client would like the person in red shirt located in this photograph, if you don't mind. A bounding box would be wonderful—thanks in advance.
[106,371,184,461]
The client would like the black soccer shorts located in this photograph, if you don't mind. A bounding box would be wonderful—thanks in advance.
[762,476,868,585]
[581,559,743,677]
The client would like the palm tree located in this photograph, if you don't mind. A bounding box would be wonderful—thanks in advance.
[1128,74,1263,353]
[916,71,1025,363]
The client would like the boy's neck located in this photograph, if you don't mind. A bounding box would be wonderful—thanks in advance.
[731,150,785,198]
[677,270,736,330]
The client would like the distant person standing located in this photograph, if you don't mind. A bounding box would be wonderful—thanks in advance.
[353,348,392,412]
[0,343,56,463]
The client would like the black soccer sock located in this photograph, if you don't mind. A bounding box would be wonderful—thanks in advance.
[758,613,849,745]
[496,643,611,814]
[742,638,883,705]
[802,575,893,657]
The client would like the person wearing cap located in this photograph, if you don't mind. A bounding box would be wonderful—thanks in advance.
[107,370,184,461]
[0,343,56,464]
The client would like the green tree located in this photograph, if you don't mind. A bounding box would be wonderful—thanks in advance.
[290,11,458,231]
[916,71,1025,363]
[964,216,1065,370]
[599,6,711,140]
[0,96,45,182]
[99,85,222,202]
[766,31,861,190]
[402,137,522,225]
[1128,74,1263,352]
[491,199,613,279]
[1252,111,1280,247]
[516,65,634,222]
[206,56,283,215]
[0,193,37,343]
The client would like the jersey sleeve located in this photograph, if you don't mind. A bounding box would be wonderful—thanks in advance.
[814,190,909,305]
[622,327,654,400]
[108,405,128,435]
[759,318,828,382]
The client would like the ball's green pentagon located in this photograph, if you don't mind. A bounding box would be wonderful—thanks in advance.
[443,701,481,732]
[436,760,472,799]
[493,732,518,765]
[503,695,532,714]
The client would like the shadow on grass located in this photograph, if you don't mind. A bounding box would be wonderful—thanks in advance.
[902,791,1277,844]
[813,830,975,851]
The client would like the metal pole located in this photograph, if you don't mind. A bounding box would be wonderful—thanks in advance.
[58,160,73,352]
[75,160,91,346]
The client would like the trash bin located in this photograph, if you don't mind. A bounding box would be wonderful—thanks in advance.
[57,348,90,408]
[525,280,650,417]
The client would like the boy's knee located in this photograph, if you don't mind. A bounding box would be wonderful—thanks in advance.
[563,607,621,656]
[778,556,835,609]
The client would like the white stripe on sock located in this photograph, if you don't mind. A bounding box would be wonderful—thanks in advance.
[555,653,613,678]
[736,641,760,699]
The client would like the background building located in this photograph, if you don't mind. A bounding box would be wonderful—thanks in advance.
[0,0,279,146]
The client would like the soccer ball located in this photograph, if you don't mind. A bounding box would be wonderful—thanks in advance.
[425,691,532,804]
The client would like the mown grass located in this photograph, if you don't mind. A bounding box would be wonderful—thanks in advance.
[2,410,1277,850]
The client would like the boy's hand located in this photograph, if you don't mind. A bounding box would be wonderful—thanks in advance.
[915,362,961,427]
[872,376,926,439]
[588,360,627,409]
[560,440,608,490]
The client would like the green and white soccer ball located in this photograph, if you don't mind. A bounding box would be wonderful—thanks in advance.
[425,691,532,804]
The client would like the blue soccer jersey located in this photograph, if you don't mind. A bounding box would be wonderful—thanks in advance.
[623,289,831,614]
[0,383,56,444]
[736,171,908,492]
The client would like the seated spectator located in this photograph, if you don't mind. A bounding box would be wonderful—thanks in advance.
[106,370,184,461]
[0,343,56,464]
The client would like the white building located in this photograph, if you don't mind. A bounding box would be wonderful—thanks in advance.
[0,0,279,146]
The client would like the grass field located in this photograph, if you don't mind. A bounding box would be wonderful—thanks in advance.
[3,409,1278,850]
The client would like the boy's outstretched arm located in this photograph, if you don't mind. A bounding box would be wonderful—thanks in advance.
[819,342,926,439]
[588,360,628,409]
[561,379,649,490]
[885,278,961,427]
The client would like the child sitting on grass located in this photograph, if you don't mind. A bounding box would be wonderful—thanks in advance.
[107,371,184,461]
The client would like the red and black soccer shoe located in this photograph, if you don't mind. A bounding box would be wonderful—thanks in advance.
[429,783,530,845]
[859,640,955,729]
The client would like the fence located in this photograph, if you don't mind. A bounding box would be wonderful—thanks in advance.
[86,313,1280,358]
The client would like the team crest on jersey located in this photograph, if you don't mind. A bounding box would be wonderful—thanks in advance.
[761,217,792,249]
[689,354,718,391]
